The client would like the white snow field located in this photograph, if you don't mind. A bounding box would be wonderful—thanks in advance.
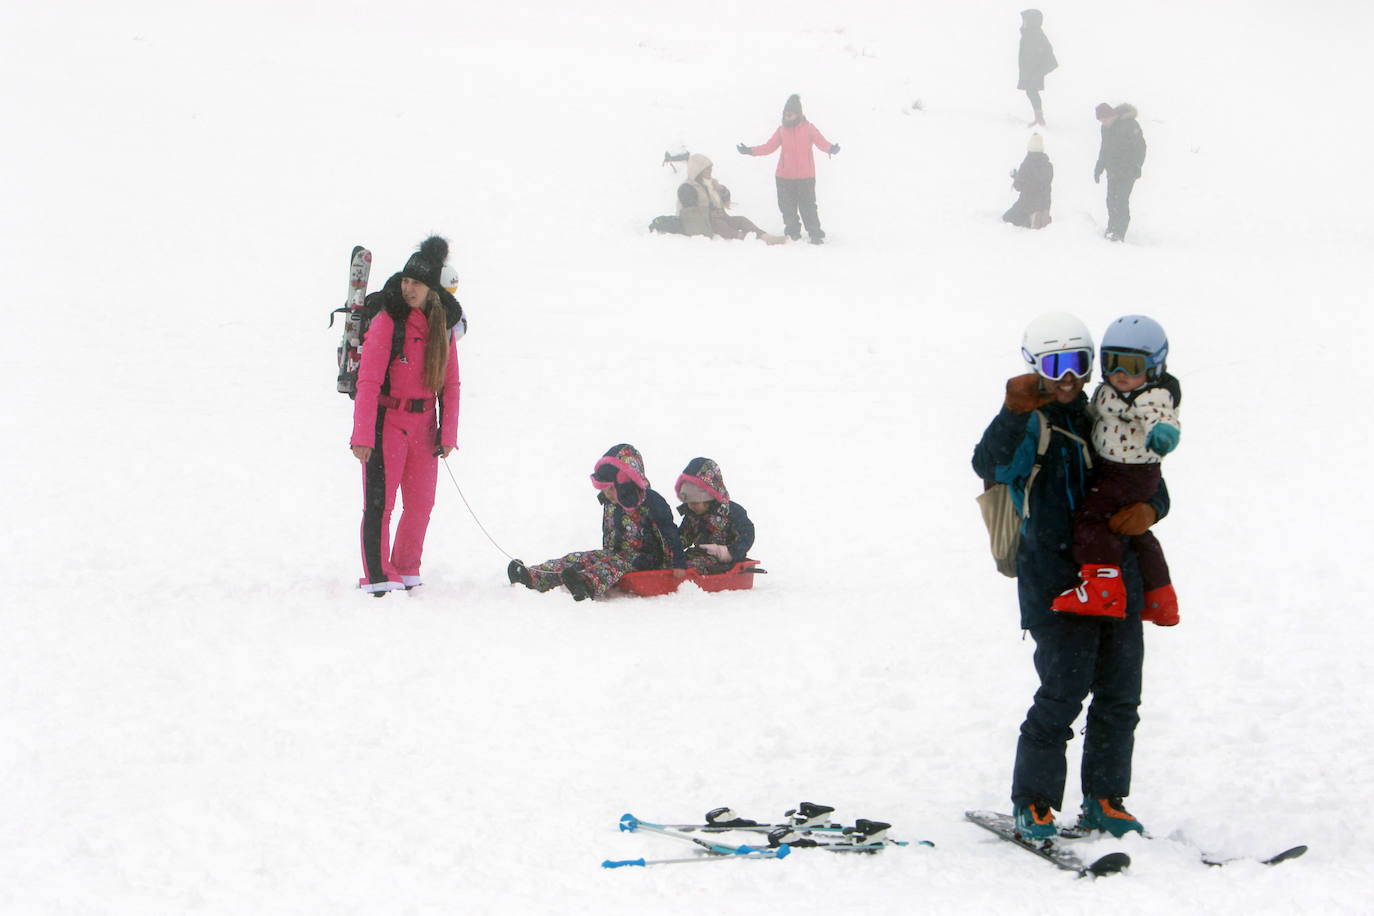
[2,1,1372,912]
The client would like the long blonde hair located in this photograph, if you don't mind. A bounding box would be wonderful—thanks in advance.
[422,290,449,394]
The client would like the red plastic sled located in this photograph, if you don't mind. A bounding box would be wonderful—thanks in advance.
[617,559,764,597]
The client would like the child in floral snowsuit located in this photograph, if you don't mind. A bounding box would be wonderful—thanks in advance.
[507,444,686,601]
[675,457,755,574]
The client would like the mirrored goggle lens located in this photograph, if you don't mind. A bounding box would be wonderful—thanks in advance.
[1036,348,1092,380]
[1102,350,1148,376]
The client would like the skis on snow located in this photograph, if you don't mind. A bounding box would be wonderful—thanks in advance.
[965,809,1130,877]
[967,809,1307,875]
[606,804,930,868]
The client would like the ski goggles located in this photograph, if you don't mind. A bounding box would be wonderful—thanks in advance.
[1025,347,1092,380]
[1101,349,1150,377]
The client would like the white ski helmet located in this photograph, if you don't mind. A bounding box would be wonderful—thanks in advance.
[1021,312,1095,380]
[1101,315,1168,381]
[440,263,459,295]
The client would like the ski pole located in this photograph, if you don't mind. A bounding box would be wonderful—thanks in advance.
[441,456,516,560]
[603,846,789,869]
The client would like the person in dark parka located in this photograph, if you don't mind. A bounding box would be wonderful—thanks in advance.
[1018,9,1058,126]
[972,312,1170,841]
[1003,133,1053,229]
[1094,102,1148,241]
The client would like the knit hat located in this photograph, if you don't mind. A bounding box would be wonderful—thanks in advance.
[1095,102,1115,120]
[1027,133,1044,153]
[783,94,803,118]
[401,235,448,291]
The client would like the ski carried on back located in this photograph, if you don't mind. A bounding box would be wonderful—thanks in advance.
[331,245,372,396]
[965,809,1130,878]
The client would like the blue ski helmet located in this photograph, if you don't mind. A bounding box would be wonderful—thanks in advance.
[1100,315,1168,381]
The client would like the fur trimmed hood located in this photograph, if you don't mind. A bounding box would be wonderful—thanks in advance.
[675,457,730,508]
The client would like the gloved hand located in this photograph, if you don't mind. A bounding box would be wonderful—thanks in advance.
[736,143,752,155]
[1094,169,1103,184]
[701,544,732,562]
[1109,502,1157,536]
[829,144,841,155]
[1004,373,1055,414]
[1147,423,1180,456]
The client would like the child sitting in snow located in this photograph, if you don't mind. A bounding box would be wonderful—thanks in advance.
[1002,133,1053,229]
[674,457,755,574]
[507,444,686,601]
[1050,316,1181,626]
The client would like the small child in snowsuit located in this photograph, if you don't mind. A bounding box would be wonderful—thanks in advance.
[674,457,756,574]
[737,94,839,244]
[507,444,686,601]
[1003,133,1053,229]
[1051,316,1181,626]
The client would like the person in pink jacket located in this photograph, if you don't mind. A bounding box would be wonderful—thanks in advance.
[350,236,463,595]
[737,94,840,244]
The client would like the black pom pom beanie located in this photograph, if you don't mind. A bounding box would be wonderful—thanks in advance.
[401,235,448,291]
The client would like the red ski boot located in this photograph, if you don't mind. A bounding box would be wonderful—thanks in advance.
[1051,564,1126,618]
[1141,584,1179,626]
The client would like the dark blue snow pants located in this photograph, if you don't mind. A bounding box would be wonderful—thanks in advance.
[1011,612,1143,811]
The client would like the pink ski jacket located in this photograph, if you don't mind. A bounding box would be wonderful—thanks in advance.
[350,308,461,449]
[748,120,834,179]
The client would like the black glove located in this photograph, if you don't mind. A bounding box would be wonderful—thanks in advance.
[736,143,752,155]
[828,144,840,155]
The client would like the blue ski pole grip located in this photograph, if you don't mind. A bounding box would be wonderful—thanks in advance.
[776,844,792,860]
[619,813,640,833]
[602,858,646,869]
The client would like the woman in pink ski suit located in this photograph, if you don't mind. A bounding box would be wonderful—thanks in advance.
[737,93,839,243]
[350,236,463,595]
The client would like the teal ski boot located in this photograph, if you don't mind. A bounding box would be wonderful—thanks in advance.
[1079,797,1144,837]
[1013,801,1058,841]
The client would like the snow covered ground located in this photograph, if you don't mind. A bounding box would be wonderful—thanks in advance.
[3,0,1373,912]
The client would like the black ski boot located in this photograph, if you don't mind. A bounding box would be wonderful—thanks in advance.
[561,568,592,601]
[507,559,532,588]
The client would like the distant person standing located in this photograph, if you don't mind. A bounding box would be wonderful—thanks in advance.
[1003,133,1053,229]
[737,94,839,245]
[1094,103,1148,242]
[1018,9,1058,127]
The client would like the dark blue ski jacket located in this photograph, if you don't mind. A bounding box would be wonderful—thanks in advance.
[972,396,1170,629]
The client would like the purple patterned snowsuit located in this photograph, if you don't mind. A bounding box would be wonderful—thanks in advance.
[526,444,686,599]
[675,457,756,573]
